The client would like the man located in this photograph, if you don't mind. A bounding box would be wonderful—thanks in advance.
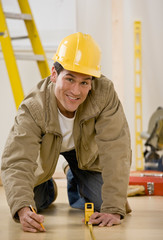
[1,32,131,233]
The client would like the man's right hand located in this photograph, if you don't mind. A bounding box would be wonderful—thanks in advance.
[18,207,46,232]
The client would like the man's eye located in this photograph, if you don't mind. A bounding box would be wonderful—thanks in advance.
[67,78,73,82]
[81,82,88,85]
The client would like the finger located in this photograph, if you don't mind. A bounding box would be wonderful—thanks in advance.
[22,224,38,233]
[99,217,110,227]
[27,216,45,232]
[89,212,102,223]
[96,214,112,227]
[89,215,104,225]
[23,213,45,232]
[20,217,38,232]
[90,212,101,220]
[107,218,121,227]
[94,214,121,227]
[29,211,44,224]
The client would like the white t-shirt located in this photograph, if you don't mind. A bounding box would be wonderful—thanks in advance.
[58,109,75,153]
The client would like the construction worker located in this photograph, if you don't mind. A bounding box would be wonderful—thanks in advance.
[1,32,132,232]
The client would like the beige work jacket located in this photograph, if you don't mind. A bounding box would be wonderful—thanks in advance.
[1,75,132,220]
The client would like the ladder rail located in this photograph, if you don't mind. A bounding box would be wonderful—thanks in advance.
[0,0,24,109]
[134,21,144,170]
[18,0,50,79]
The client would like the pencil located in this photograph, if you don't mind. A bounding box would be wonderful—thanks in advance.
[29,205,45,231]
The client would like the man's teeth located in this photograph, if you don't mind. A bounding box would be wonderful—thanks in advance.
[69,96,78,100]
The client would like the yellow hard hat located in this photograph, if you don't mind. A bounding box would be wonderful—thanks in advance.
[52,32,101,78]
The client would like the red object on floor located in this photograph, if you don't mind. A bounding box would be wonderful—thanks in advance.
[129,171,163,196]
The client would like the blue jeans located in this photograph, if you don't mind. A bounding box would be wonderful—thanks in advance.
[34,150,103,212]
[61,150,103,211]
[34,178,55,211]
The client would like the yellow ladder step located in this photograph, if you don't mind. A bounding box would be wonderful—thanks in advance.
[11,35,29,40]
[15,54,45,61]
[4,12,32,20]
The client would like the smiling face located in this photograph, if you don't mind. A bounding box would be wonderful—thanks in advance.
[51,66,92,118]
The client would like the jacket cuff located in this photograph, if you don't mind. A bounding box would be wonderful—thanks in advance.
[100,207,126,218]
[12,201,36,222]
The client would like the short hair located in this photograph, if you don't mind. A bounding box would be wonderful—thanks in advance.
[53,62,64,75]
[53,61,95,80]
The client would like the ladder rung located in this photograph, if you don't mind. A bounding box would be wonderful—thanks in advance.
[11,36,29,40]
[15,54,45,61]
[4,12,32,20]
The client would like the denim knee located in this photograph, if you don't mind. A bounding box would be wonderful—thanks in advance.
[34,178,56,211]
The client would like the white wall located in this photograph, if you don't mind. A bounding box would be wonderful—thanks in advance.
[0,0,163,170]
[76,0,112,79]
[123,0,163,168]
[75,0,163,169]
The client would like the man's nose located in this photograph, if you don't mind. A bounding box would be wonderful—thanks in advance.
[71,83,81,95]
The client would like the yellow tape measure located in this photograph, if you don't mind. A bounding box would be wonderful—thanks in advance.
[85,203,96,240]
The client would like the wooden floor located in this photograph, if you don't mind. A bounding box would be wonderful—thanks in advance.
[0,179,163,240]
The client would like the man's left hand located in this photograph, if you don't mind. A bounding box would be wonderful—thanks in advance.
[88,212,121,227]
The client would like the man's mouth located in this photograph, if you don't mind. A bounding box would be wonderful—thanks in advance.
[67,95,80,100]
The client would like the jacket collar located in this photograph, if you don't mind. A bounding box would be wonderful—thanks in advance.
[45,82,61,134]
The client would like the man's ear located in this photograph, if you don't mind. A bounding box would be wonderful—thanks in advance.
[51,66,57,83]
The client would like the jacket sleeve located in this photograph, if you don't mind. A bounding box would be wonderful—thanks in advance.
[1,102,42,221]
[95,81,132,217]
